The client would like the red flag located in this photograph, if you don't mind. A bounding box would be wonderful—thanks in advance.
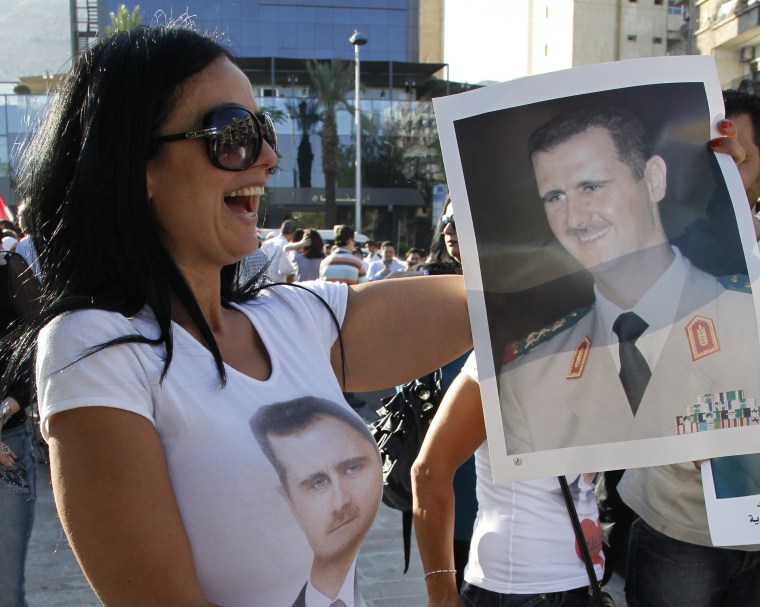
[0,193,12,221]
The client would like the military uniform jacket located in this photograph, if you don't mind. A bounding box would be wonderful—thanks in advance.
[498,263,760,455]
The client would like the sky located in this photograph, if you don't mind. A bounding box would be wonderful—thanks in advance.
[0,0,71,83]
[444,0,529,84]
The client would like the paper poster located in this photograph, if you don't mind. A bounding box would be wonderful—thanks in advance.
[434,56,760,481]
[703,456,760,546]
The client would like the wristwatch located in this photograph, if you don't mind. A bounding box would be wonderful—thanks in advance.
[0,400,12,425]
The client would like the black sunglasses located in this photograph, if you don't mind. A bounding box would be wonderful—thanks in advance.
[441,213,455,229]
[153,104,278,171]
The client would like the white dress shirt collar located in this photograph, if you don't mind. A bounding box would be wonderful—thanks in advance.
[595,246,690,370]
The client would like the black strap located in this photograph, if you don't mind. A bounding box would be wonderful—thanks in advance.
[402,509,413,573]
[558,475,607,607]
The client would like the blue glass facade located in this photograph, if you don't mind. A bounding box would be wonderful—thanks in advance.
[106,0,417,62]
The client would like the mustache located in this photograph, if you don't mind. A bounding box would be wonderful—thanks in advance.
[566,221,611,239]
[329,505,360,531]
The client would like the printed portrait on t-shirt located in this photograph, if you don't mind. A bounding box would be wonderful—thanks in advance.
[251,397,382,607]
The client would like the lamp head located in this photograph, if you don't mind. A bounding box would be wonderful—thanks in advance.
[349,30,368,46]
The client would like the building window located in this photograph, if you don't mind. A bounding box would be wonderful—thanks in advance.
[655,0,663,5]
[653,36,663,43]
[627,34,637,41]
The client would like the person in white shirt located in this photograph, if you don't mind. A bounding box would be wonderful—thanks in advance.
[261,219,297,283]
[366,241,404,280]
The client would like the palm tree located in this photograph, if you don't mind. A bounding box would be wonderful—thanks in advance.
[306,59,354,227]
[106,4,143,33]
[291,99,320,188]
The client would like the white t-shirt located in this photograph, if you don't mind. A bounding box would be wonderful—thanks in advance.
[36,281,374,607]
[261,234,296,282]
[463,353,604,594]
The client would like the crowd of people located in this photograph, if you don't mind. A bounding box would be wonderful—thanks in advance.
[2,21,760,607]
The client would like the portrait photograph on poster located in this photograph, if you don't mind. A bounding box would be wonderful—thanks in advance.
[434,56,760,481]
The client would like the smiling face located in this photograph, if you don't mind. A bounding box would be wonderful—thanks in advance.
[146,56,277,274]
[406,251,422,268]
[382,244,396,262]
[269,416,382,564]
[532,126,667,273]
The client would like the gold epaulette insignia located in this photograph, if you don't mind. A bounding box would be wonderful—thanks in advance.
[685,315,720,361]
[567,336,592,379]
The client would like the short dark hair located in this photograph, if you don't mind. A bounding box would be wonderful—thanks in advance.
[381,241,394,249]
[528,106,654,181]
[250,396,376,494]
[281,219,298,235]
[334,224,354,246]
[405,247,424,258]
[723,89,760,149]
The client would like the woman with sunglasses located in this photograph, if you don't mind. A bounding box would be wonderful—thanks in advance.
[3,25,469,607]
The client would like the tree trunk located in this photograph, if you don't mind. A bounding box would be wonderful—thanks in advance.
[297,134,313,188]
[322,114,339,228]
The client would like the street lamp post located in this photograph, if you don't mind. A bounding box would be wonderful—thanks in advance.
[349,30,368,233]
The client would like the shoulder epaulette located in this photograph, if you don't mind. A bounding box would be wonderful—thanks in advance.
[503,307,592,365]
[718,274,751,293]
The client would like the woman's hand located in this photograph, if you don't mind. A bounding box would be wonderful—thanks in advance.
[709,118,760,240]
[0,442,16,468]
[709,119,745,167]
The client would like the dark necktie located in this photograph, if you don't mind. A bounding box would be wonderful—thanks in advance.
[330,601,347,607]
[612,311,651,415]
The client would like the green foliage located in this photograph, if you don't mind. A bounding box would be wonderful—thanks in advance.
[107,4,143,33]
[12,84,31,95]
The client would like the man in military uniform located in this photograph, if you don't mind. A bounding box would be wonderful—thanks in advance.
[499,106,760,455]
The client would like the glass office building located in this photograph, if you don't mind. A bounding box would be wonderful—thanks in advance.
[106,0,420,63]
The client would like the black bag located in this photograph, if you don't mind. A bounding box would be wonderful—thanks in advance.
[369,370,442,572]
[370,369,442,511]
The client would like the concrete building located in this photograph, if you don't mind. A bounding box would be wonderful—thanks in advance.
[690,0,760,90]
[527,0,687,75]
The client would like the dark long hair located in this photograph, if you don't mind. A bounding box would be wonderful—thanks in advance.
[2,24,274,393]
[422,195,461,275]
[302,228,325,259]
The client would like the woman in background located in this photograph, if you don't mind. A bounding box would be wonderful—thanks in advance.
[290,228,325,282]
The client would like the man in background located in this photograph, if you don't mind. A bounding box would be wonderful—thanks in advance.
[320,225,366,286]
[404,247,425,271]
[366,241,404,280]
[261,219,297,283]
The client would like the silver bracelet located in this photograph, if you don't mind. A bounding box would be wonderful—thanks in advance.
[0,400,12,425]
[423,568,457,580]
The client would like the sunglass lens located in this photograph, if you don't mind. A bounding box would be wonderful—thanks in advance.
[206,107,259,171]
